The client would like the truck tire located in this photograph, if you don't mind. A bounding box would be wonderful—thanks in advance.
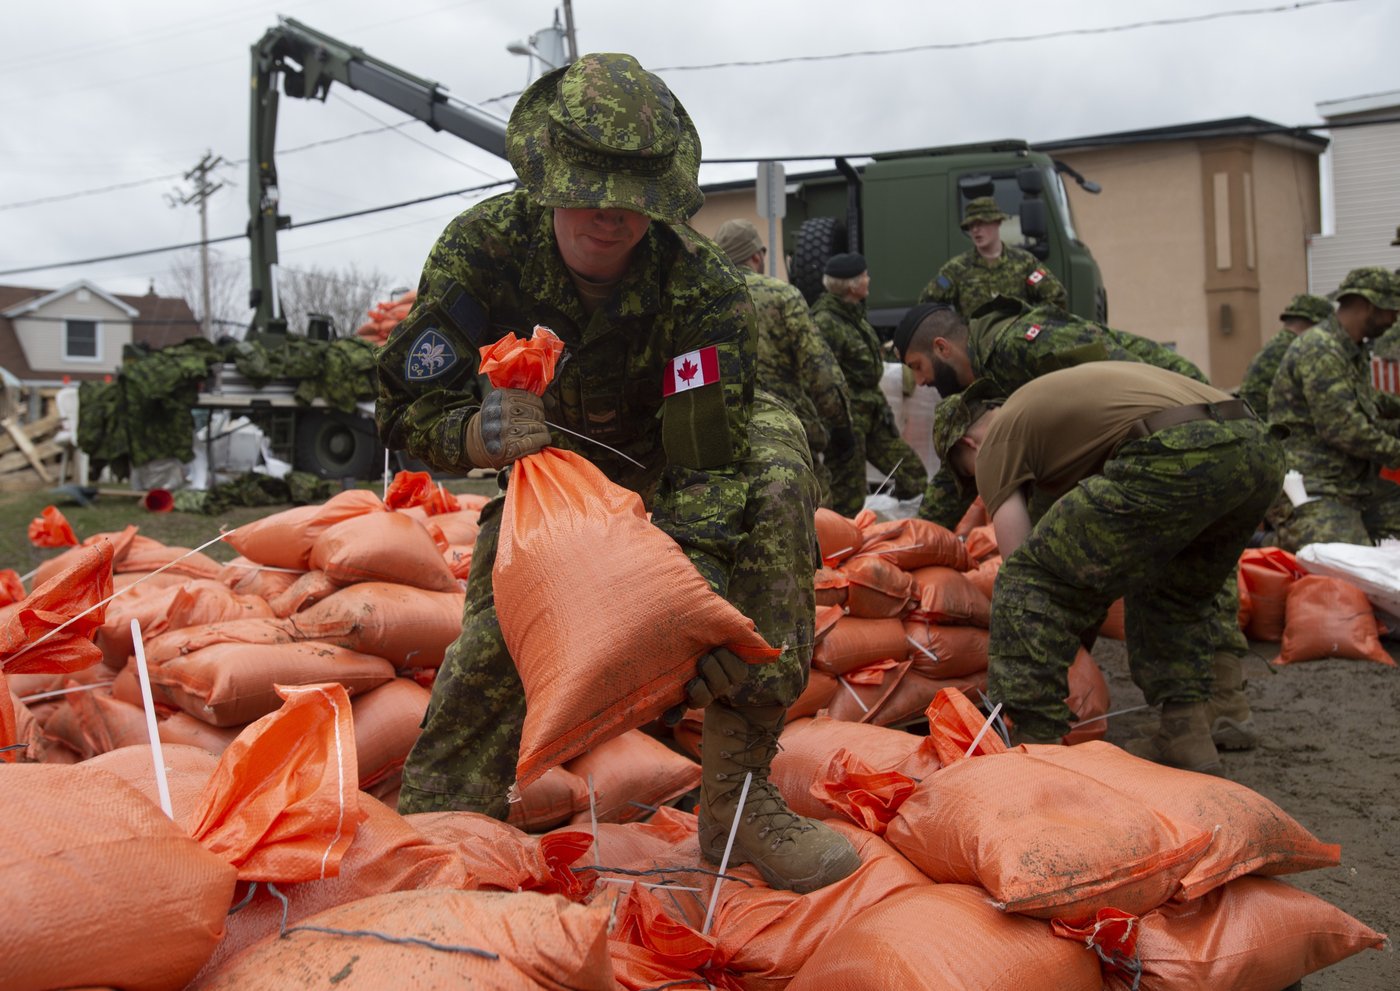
[295,410,379,479]
[790,216,846,304]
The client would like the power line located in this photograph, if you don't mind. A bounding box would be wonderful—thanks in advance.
[0,179,514,278]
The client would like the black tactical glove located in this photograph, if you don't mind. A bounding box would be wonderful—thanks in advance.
[825,424,857,463]
[464,388,549,470]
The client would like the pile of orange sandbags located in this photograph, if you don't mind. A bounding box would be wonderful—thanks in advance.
[354,289,416,346]
[807,503,1109,740]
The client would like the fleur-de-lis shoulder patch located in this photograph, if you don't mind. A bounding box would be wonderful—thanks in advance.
[406,328,457,382]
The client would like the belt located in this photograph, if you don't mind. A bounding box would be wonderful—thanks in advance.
[1125,398,1256,441]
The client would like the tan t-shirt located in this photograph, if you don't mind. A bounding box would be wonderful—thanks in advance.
[974,361,1233,516]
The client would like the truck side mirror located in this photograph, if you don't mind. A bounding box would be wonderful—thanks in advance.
[1020,200,1050,257]
[1016,167,1044,195]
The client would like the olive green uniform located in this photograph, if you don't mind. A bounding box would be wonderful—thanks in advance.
[1237,328,1302,420]
[810,291,926,515]
[973,363,1284,739]
[376,191,815,815]
[742,268,852,506]
[919,245,1067,319]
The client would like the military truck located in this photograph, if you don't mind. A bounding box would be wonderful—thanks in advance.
[782,142,1107,333]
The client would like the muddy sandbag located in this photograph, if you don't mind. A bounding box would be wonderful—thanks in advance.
[311,511,459,592]
[814,566,849,607]
[99,580,274,668]
[150,641,394,726]
[858,518,969,571]
[219,557,301,599]
[351,677,432,790]
[292,582,466,668]
[142,616,298,664]
[565,730,701,826]
[226,489,385,570]
[811,616,908,675]
[0,764,237,991]
[189,888,617,991]
[1278,575,1393,666]
[903,619,989,679]
[841,555,917,618]
[815,508,863,564]
[266,569,339,617]
[909,565,990,626]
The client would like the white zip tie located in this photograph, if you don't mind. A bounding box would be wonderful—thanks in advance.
[963,702,1003,759]
[905,635,940,664]
[838,676,871,713]
[588,772,601,867]
[5,527,239,667]
[702,770,751,937]
[19,566,40,584]
[823,545,854,560]
[131,619,173,820]
[595,878,704,893]
[869,457,905,501]
[1070,703,1153,729]
[545,420,646,469]
[382,449,391,500]
[18,681,111,703]
[222,561,307,574]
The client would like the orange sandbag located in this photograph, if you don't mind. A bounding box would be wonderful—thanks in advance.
[0,568,25,606]
[384,470,460,513]
[186,683,365,882]
[953,495,989,537]
[1,541,114,676]
[219,557,301,599]
[924,687,1009,766]
[963,554,1001,599]
[28,504,78,547]
[410,811,593,898]
[1026,740,1340,900]
[118,535,223,580]
[311,510,458,592]
[1063,649,1111,744]
[1,675,21,763]
[496,447,777,790]
[609,883,715,990]
[787,669,838,720]
[815,508,863,563]
[509,766,590,832]
[886,750,1213,919]
[227,489,385,570]
[787,883,1104,991]
[0,764,237,991]
[826,661,988,727]
[813,566,849,607]
[143,616,297,665]
[857,518,970,571]
[1102,877,1385,991]
[808,748,919,834]
[1278,575,1393,666]
[189,888,617,991]
[30,526,135,587]
[149,640,394,726]
[903,619,989,679]
[444,543,474,580]
[292,582,466,668]
[565,730,701,825]
[417,506,480,544]
[266,569,339,617]
[1238,547,1305,641]
[1100,597,1127,639]
[100,580,275,668]
[964,523,999,564]
[811,616,908,675]
[351,678,432,790]
[56,688,149,758]
[158,711,241,755]
[771,717,932,822]
[85,743,221,821]
[909,565,991,626]
[840,555,916,618]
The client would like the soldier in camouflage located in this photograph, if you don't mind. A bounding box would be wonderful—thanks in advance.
[810,252,926,515]
[933,362,1284,773]
[919,196,1068,319]
[713,218,853,507]
[375,53,859,893]
[1269,267,1400,550]
[1237,293,1334,420]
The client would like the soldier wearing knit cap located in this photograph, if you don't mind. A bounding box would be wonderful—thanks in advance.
[810,252,927,514]
[713,219,853,505]
[1238,293,1334,420]
[920,196,1068,319]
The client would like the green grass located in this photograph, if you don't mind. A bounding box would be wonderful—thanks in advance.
[1,477,500,580]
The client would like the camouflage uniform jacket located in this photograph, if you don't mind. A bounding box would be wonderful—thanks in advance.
[810,291,885,394]
[742,268,851,436]
[967,299,1207,397]
[919,245,1067,318]
[375,190,758,589]
[1238,327,1303,420]
[1269,315,1400,500]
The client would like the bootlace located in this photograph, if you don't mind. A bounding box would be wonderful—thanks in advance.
[718,727,814,845]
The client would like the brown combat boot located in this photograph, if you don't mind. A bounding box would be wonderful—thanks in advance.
[1207,650,1258,750]
[698,703,862,893]
[1126,702,1225,776]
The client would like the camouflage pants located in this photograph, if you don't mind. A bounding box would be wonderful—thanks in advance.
[397,398,817,817]
[825,394,927,516]
[1275,476,1400,551]
[917,462,974,529]
[989,419,1284,740]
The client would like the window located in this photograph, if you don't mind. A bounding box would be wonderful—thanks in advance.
[65,319,99,360]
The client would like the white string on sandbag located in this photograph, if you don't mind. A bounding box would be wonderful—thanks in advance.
[701,770,752,937]
[905,634,940,664]
[838,676,871,714]
[382,449,391,500]
[588,772,602,867]
[6,526,240,668]
[869,457,906,501]
[131,619,173,819]
[545,419,646,469]
[1070,703,1152,730]
[18,680,111,703]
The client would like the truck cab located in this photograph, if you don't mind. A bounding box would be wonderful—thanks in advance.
[783,141,1106,333]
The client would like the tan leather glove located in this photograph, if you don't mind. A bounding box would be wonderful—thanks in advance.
[464,388,550,470]
[662,646,750,726]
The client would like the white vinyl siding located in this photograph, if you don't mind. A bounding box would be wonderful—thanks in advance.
[1308,108,1400,295]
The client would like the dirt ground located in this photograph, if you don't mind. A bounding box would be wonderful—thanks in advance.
[1093,637,1397,989]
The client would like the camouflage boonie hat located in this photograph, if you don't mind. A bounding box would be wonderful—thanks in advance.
[960,196,1009,231]
[506,53,703,223]
[932,378,1004,494]
[1278,293,1332,325]
[1331,266,1400,311]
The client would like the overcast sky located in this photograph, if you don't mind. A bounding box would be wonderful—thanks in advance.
[3,0,1396,323]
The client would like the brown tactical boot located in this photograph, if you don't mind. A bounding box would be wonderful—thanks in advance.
[1207,650,1258,750]
[1125,702,1225,776]
[698,703,862,894]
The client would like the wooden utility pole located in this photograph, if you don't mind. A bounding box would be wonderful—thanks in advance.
[167,151,226,339]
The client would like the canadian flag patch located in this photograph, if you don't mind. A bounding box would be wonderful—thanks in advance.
[1025,324,1042,341]
[1027,269,1047,286]
[663,345,721,397]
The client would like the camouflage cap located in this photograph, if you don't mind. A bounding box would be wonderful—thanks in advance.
[713,219,764,266]
[1331,266,1400,311]
[960,196,1009,231]
[506,53,703,223]
[1278,293,1333,325]
[931,378,1004,494]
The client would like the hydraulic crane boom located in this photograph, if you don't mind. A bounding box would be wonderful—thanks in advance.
[248,16,509,334]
